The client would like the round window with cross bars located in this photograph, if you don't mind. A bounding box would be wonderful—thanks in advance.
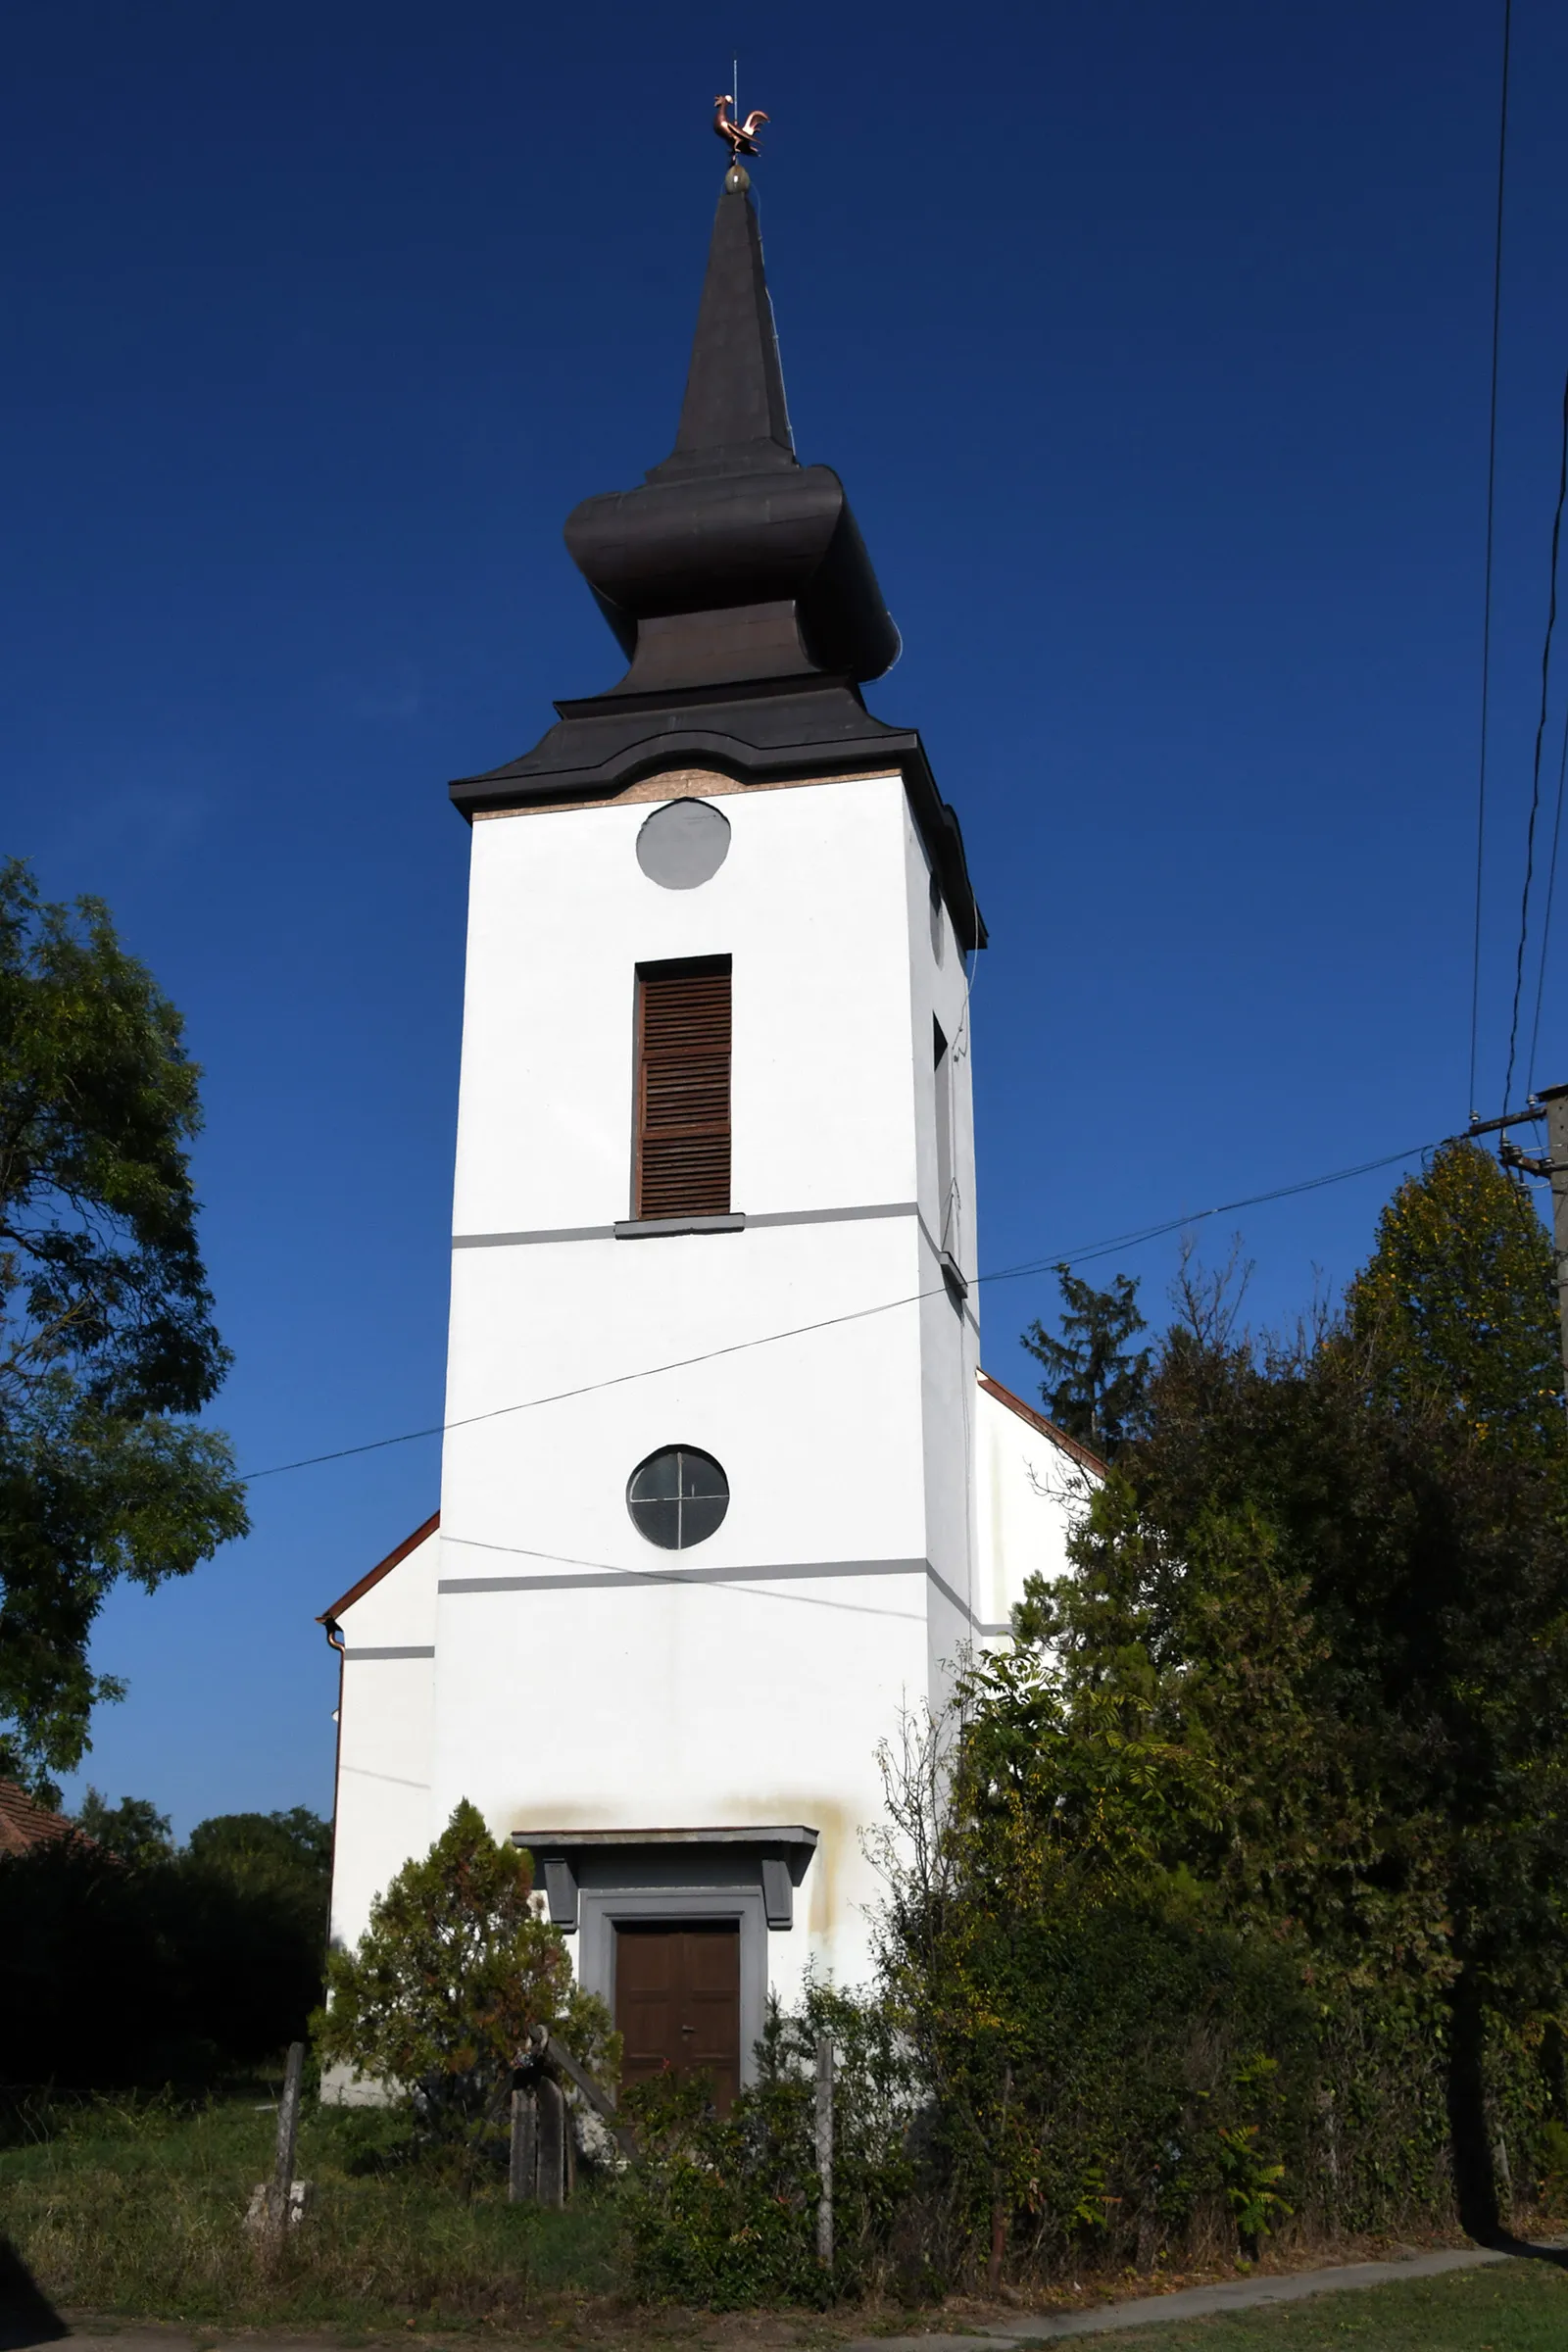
[626,1446,729,1549]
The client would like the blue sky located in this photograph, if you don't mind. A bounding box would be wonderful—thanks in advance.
[3,0,1564,1835]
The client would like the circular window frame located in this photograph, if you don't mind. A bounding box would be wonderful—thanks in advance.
[625,1444,730,1550]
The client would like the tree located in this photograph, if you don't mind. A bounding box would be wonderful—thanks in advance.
[1348,1138,1563,1448]
[187,1805,330,1904]
[314,1800,616,2137]
[1008,1147,1568,2239]
[0,1796,335,2089]
[885,1147,1568,2270]
[1339,1141,1568,2234]
[1020,1266,1152,1459]
[0,860,248,1788]
[75,1786,173,1866]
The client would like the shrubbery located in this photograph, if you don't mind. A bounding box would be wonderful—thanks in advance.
[0,1800,329,2097]
[314,1800,615,2152]
[627,1144,1568,2300]
[622,1984,915,2306]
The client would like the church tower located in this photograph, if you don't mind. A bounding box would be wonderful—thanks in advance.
[322,158,1089,2103]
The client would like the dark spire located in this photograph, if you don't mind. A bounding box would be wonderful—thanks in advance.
[663,167,794,472]
[559,172,900,695]
[449,167,985,955]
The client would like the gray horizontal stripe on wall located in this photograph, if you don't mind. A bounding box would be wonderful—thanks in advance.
[746,1200,918,1229]
[439,1557,930,1596]
[453,1224,615,1249]
[342,1644,436,1661]
[438,1556,1006,1635]
[451,1201,920,1250]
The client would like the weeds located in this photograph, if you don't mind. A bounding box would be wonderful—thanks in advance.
[0,2094,620,2328]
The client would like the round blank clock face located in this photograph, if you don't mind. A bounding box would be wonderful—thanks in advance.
[636,799,732,889]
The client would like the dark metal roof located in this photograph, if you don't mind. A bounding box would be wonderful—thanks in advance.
[450,169,985,955]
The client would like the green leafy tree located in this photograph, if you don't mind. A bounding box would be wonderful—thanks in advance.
[2,1795,333,2088]
[883,1145,1568,2271]
[1022,1148,1565,2238]
[0,860,248,1787]
[314,1799,616,2138]
[1348,1138,1563,1446]
[1021,1266,1151,1458]
[188,1805,328,1902]
[1339,1141,1568,2232]
[75,1786,173,1866]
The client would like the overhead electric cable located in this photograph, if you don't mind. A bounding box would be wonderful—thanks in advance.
[1470,0,1514,1119]
[1527,700,1568,1097]
[239,1135,1441,1485]
[1503,361,1568,1112]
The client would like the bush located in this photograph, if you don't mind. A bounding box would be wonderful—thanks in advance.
[621,1983,916,2307]
[314,1800,615,2148]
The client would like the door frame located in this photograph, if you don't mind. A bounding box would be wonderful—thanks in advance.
[580,1887,768,2089]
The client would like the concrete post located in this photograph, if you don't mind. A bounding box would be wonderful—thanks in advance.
[814,2035,834,2269]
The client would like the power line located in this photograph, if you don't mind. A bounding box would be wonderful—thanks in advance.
[978,1141,1435,1291]
[1503,361,1568,1113]
[1471,0,1513,1120]
[441,1534,928,1627]
[239,1136,1442,1486]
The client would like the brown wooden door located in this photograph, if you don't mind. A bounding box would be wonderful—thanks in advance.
[615,1921,741,2113]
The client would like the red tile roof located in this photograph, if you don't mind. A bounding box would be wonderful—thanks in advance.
[0,1780,78,1857]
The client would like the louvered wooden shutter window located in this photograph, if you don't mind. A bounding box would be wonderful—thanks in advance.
[635,958,732,1219]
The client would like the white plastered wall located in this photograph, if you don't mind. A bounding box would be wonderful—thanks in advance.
[903,798,982,1710]
[431,771,975,1999]
[328,1524,441,1952]
[971,1377,1100,1639]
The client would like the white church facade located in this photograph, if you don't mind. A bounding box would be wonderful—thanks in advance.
[320,162,1102,2102]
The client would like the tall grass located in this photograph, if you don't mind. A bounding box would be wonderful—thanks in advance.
[0,2094,622,2328]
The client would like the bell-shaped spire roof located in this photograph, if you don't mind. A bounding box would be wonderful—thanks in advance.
[561,169,900,694]
[448,163,984,954]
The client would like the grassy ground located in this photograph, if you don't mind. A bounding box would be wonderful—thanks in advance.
[0,2094,621,2331]
[7,2096,1567,2349]
[1123,2261,1568,2349]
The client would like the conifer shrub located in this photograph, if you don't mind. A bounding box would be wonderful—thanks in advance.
[314,1800,616,2152]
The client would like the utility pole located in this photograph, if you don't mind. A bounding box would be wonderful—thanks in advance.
[1486,1086,1568,1414]
[1536,1084,1568,1414]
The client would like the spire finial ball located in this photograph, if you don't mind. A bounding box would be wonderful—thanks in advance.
[725,163,751,193]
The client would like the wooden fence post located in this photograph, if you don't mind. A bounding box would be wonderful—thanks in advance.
[814,2034,834,2270]
[270,2041,304,2241]
[509,2085,537,2204]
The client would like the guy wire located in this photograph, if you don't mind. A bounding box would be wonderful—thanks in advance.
[1504,361,1568,1112]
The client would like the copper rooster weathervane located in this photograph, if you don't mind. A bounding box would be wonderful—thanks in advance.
[714,92,768,162]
